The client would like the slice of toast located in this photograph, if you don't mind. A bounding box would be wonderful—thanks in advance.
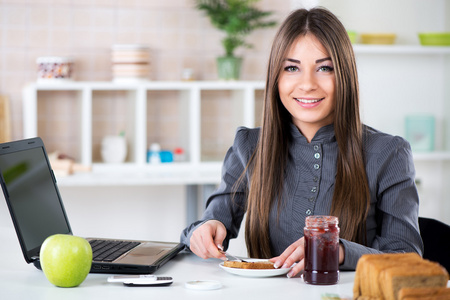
[223,260,275,269]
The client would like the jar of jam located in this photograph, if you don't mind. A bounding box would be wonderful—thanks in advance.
[303,215,340,285]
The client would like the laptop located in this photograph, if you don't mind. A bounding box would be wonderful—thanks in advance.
[0,137,184,274]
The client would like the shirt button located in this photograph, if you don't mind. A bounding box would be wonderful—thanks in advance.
[313,176,319,182]
[314,153,320,159]
[306,209,312,215]
[309,197,315,202]
[311,186,317,193]
[313,145,319,151]
[314,164,320,170]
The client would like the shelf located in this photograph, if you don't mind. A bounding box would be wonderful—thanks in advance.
[412,152,450,162]
[55,162,222,187]
[25,80,266,90]
[353,44,450,55]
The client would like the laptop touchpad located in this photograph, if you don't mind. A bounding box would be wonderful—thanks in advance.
[115,243,172,264]
[128,245,165,256]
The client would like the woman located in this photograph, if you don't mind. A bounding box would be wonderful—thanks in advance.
[180,7,423,278]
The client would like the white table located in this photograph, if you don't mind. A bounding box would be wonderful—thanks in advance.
[0,226,355,300]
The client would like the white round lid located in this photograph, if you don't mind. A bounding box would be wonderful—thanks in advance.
[185,280,222,290]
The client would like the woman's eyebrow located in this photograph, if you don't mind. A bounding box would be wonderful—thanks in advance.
[316,57,332,63]
[285,57,332,64]
[285,58,301,64]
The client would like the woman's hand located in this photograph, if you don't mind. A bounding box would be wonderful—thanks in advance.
[189,220,227,260]
[270,237,346,278]
[270,237,306,278]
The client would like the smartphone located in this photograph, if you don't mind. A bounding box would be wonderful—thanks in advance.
[107,275,173,286]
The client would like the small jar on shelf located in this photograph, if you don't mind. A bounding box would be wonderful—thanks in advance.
[173,147,186,162]
[147,143,161,164]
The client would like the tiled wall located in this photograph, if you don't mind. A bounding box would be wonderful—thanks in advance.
[0,0,289,155]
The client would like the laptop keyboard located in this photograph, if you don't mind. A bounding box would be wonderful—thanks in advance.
[89,239,141,262]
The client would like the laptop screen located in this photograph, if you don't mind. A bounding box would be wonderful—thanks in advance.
[0,140,71,262]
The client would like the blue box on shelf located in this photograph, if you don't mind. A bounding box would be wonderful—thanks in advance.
[160,151,173,163]
[147,150,173,163]
[405,115,435,152]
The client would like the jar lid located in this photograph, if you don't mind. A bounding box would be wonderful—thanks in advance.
[305,215,338,227]
[149,143,161,151]
[185,280,222,290]
[36,56,73,63]
[174,147,184,154]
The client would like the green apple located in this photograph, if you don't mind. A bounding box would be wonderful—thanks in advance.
[40,234,92,288]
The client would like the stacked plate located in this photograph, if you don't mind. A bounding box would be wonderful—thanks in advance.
[111,44,150,82]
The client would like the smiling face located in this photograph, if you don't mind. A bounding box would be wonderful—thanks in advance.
[278,33,336,142]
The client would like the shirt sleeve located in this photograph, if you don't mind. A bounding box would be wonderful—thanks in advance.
[339,136,424,270]
[179,127,256,250]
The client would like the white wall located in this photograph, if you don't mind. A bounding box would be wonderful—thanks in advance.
[321,0,446,43]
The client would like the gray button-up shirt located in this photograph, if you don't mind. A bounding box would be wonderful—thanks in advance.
[180,124,424,270]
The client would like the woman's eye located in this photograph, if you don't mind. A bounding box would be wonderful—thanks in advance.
[318,65,334,72]
[284,65,299,72]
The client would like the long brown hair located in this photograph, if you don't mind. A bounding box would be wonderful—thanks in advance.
[244,7,370,258]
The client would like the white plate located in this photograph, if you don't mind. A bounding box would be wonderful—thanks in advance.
[219,259,292,278]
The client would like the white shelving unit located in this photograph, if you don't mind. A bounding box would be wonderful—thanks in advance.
[22,45,450,187]
[22,81,265,186]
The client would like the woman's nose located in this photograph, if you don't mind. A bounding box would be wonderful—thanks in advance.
[297,71,318,91]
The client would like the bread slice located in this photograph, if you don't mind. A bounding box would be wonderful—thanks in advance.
[353,253,449,300]
[379,260,448,300]
[354,253,422,299]
[398,287,450,300]
[368,253,421,298]
[223,260,275,269]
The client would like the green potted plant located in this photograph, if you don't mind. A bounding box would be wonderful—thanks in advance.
[195,0,276,80]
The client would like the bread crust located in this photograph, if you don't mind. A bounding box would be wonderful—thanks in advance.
[398,287,450,300]
[223,260,275,269]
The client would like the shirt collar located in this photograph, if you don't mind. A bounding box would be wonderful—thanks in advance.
[290,122,336,144]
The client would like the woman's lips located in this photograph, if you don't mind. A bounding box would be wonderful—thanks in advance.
[294,97,325,108]
[294,97,324,103]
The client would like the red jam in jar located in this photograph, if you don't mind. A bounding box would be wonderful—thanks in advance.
[303,215,340,285]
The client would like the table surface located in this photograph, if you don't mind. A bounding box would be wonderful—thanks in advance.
[0,227,356,300]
